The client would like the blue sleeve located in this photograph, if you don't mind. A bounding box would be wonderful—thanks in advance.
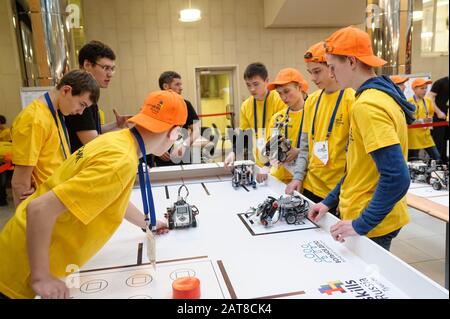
[322,176,345,209]
[352,144,410,235]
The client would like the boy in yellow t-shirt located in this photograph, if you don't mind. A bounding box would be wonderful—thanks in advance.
[390,76,408,93]
[285,42,354,211]
[11,70,99,208]
[224,63,287,171]
[407,78,441,161]
[0,90,187,299]
[308,27,415,251]
[257,68,309,184]
[0,115,11,142]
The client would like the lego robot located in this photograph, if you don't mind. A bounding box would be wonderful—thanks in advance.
[408,160,430,183]
[231,160,257,189]
[408,160,449,190]
[428,160,449,191]
[166,184,199,229]
[261,114,292,164]
[245,192,310,227]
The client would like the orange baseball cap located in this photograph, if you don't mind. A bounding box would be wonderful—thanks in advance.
[390,75,409,85]
[411,78,432,89]
[304,42,327,63]
[267,68,309,93]
[324,26,387,67]
[128,90,187,133]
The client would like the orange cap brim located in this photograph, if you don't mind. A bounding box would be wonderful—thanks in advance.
[356,55,387,67]
[128,113,173,133]
[267,80,293,91]
[413,80,433,89]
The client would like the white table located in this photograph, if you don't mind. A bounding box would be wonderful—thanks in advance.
[71,164,448,299]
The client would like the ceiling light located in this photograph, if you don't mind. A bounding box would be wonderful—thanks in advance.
[179,0,201,22]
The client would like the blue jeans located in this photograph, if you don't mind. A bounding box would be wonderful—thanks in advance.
[370,229,401,251]
[408,147,441,161]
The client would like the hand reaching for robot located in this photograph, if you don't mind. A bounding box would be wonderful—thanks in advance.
[284,147,300,164]
[285,180,302,194]
[308,202,330,223]
[330,220,358,242]
[142,219,169,235]
[256,173,268,183]
[224,152,235,170]
[155,220,170,235]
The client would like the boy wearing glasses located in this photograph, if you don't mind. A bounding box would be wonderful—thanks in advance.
[65,41,130,153]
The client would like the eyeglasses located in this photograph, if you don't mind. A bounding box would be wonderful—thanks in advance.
[94,62,116,74]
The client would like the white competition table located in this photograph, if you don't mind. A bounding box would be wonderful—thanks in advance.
[72,164,448,299]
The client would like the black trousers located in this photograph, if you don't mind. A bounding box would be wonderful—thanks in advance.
[432,125,449,163]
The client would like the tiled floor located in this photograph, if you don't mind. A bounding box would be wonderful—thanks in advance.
[391,207,447,288]
[0,192,447,290]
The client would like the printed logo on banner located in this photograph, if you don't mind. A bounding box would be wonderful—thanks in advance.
[319,281,347,295]
[319,278,391,299]
[301,240,346,263]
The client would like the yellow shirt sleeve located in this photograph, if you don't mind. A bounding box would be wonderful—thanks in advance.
[352,102,400,154]
[239,99,252,130]
[52,163,128,225]
[12,117,47,166]
[0,129,11,142]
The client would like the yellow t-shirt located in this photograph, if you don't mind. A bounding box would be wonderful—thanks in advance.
[339,89,410,238]
[11,99,71,186]
[0,129,139,299]
[407,96,436,150]
[0,128,11,142]
[303,88,355,198]
[268,108,304,184]
[239,90,287,166]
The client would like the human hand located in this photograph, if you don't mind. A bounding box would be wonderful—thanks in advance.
[224,152,235,170]
[285,147,300,163]
[155,219,169,235]
[20,185,36,201]
[308,202,330,223]
[160,152,171,162]
[285,180,302,194]
[256,173,268,183]
[113,109,133,129]
[330,220,358,242]
[31,274,70,299]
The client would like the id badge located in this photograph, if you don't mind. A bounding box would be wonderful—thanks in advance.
[313,141,329,165]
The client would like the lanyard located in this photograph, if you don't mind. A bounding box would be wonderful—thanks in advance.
[44,92,70,159]
[285,108,305,148]
[253,91,270,137]
[311,90,345,141]
[414,96,429,118]
[131,127,156,230]
[95,105,101,134]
